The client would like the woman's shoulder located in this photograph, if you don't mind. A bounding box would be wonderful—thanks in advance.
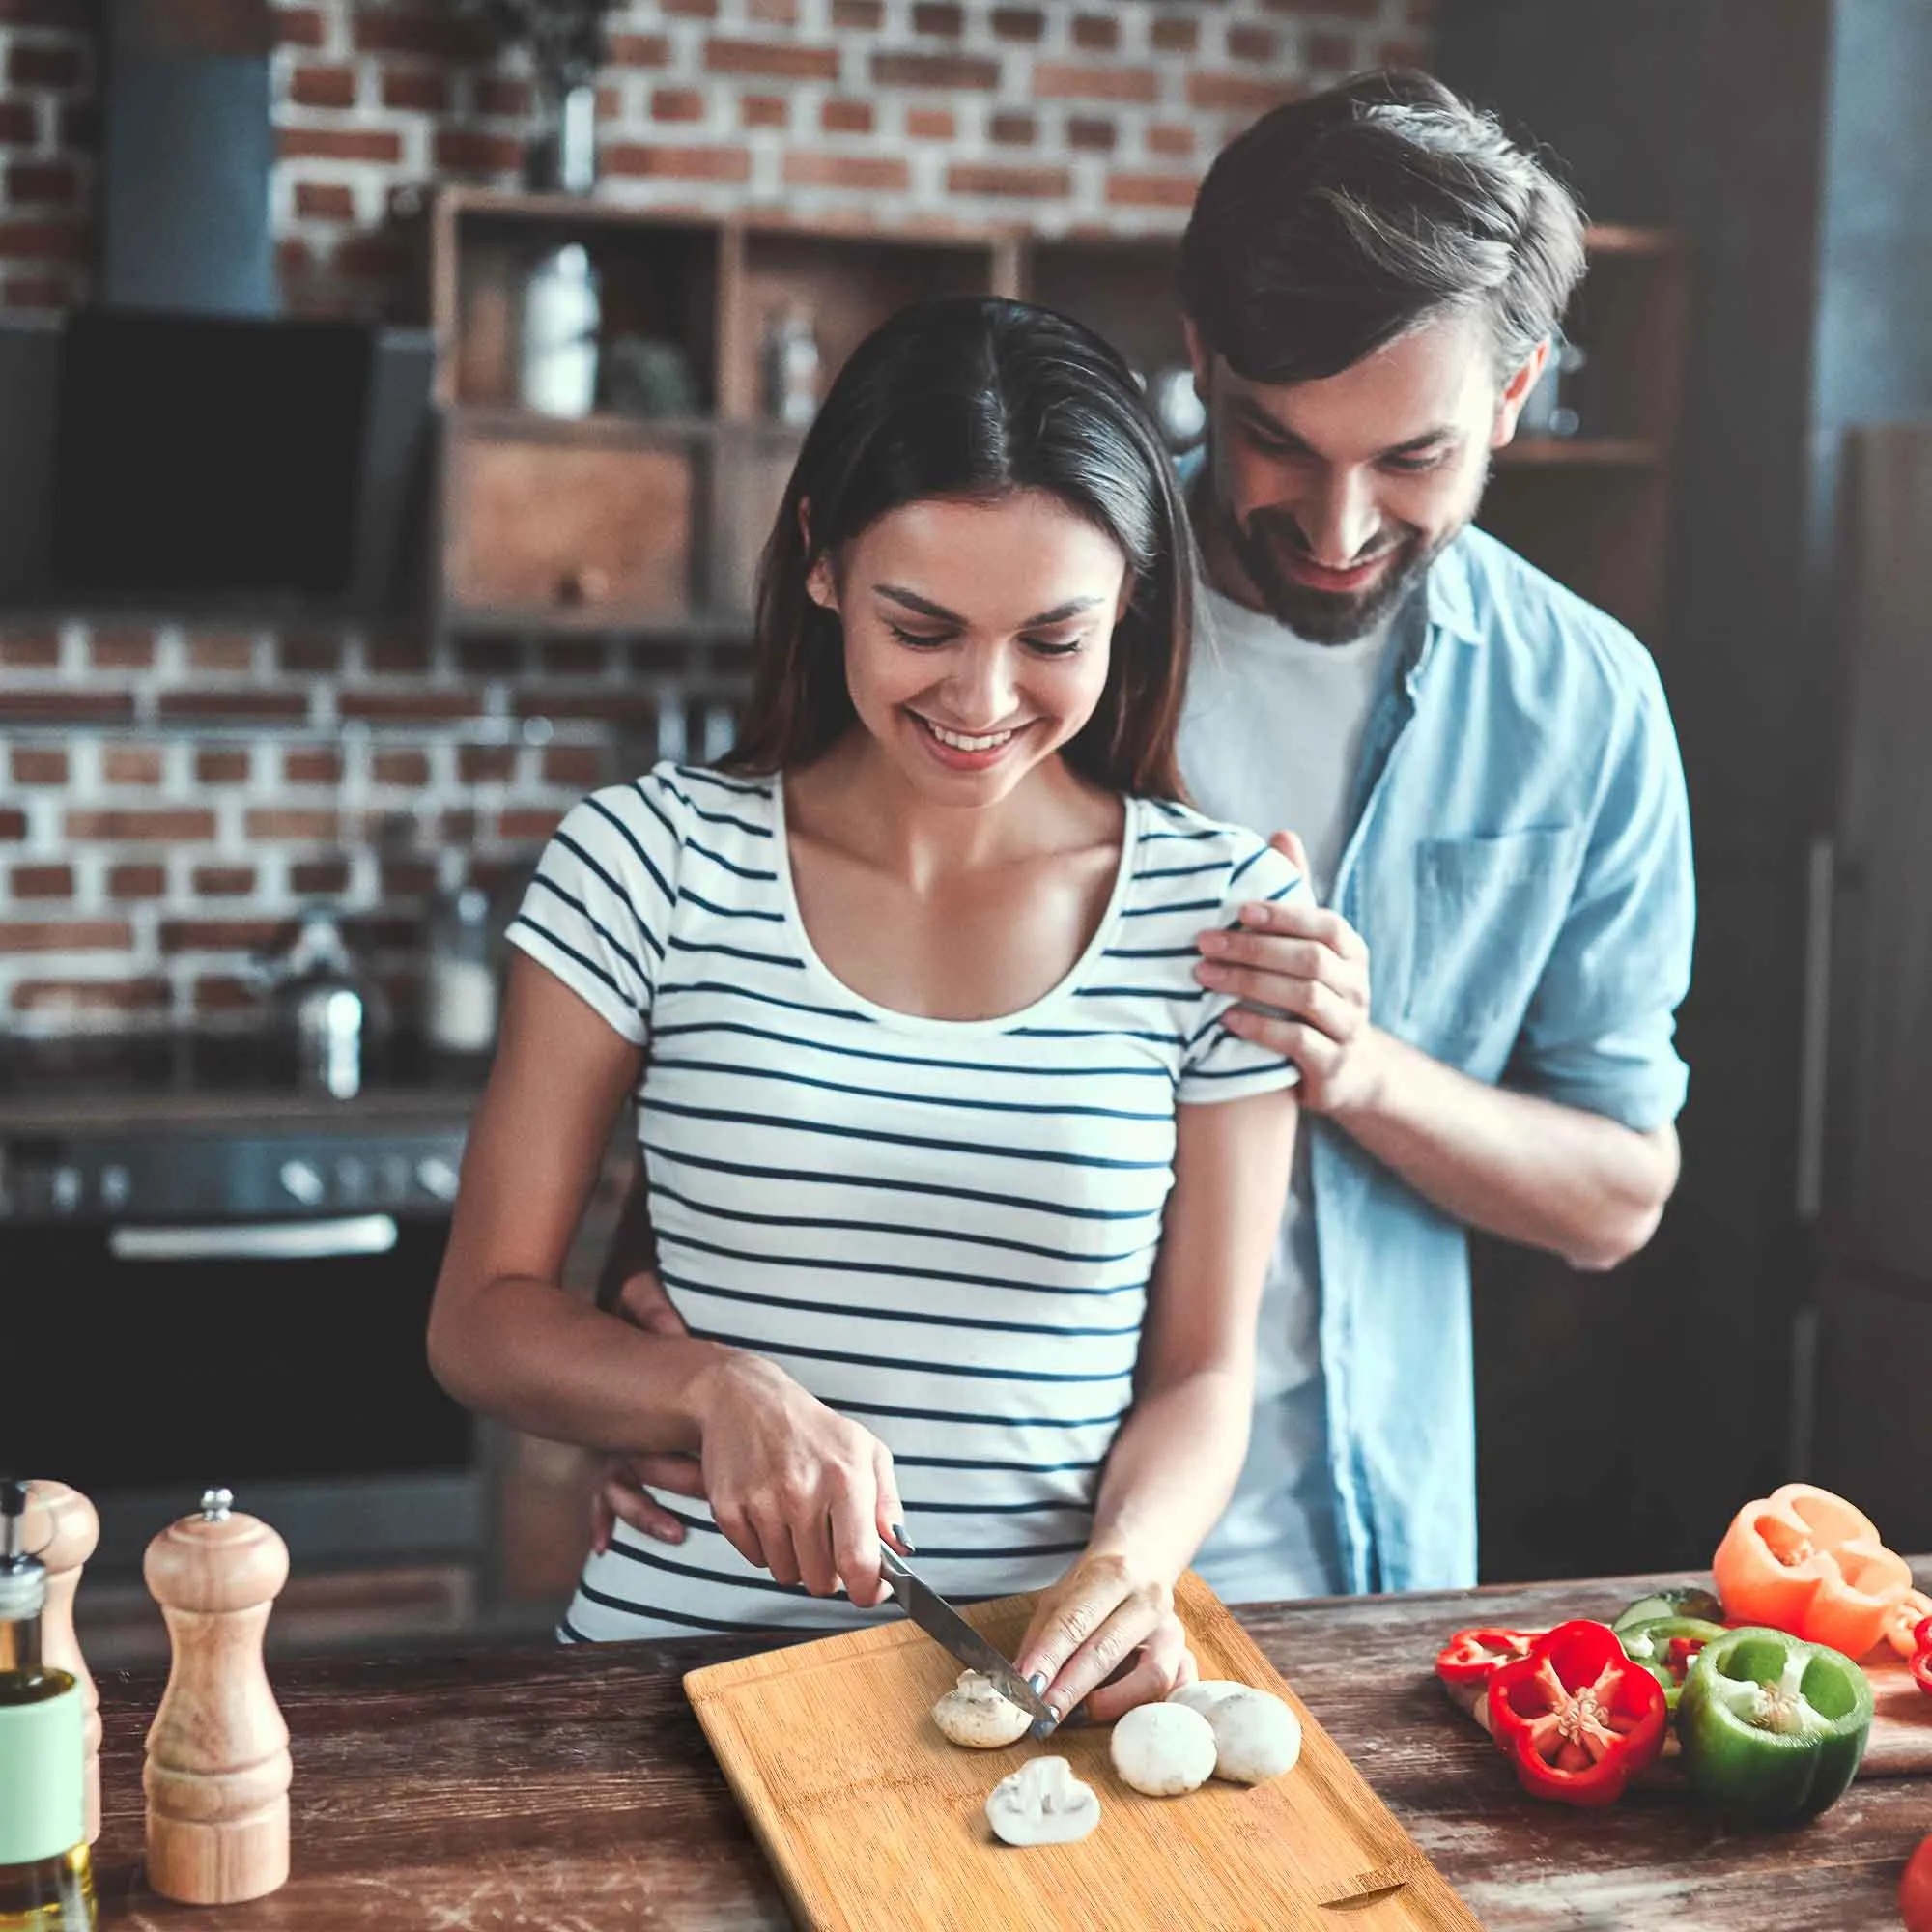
[1128,797,1303,907]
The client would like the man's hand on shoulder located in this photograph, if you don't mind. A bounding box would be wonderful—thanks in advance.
[1194,829,1390,1119]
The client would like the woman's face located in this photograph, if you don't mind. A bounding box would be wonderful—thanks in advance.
[808,489,1132,806]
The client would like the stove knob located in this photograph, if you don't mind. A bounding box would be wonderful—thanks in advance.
[278,1159,326,1208]
[335,1155,368,1201]
[99,1163,131,1213]
[50,1165,82,1214]
[415,1155,460,1204]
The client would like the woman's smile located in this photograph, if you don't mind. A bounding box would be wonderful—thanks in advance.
[907,708,1034,770]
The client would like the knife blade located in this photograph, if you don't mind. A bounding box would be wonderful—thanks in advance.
[878,1548,1057,1728]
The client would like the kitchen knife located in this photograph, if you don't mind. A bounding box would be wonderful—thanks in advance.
[878,1547,1057,1729]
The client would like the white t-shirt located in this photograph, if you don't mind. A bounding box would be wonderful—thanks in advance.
[1178,584,1402,1604]
[509,763,1307,1640]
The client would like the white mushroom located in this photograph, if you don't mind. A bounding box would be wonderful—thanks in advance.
[931,1669,1035,1749]
[984,1755,1101,1847]
[1108,1701,1216,1796]
[1203,1688,1302,1784]
[1165,1679,1249,1719]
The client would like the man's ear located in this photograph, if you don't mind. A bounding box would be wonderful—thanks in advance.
[1492,337,1552,448]
[1181,316,1212,406]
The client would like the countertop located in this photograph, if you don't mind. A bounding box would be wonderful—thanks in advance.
[88,1563,1932,1930]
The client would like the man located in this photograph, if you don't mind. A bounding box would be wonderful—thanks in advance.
[583,69,1693,1599]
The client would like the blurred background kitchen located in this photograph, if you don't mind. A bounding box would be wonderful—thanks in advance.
[2,0,1929,1665]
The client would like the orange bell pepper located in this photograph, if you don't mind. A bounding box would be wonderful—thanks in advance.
[1711,1483,1912,1658]
[1886,1588,1932,1658]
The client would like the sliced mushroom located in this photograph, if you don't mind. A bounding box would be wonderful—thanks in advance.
[1109,1700,1217,1796]
[1166,1679,1248,1719]
[1203,1688,1302,1784]
[984,1754,1101,1847]
[931,1669,1035,1748]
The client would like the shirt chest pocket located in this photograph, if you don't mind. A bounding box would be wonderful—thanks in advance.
[1404,827,1582,1053]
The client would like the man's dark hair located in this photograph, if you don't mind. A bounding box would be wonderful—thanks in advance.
[1179,69,1588,386]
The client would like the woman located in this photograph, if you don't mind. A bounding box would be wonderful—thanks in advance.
[427,296,1302,1730]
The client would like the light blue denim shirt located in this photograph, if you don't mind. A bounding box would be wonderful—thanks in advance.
[1263,525,1694,1593]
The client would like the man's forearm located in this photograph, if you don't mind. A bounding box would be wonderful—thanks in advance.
[1332,1030,1679,1270]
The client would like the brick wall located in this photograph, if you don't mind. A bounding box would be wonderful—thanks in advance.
[0,0,1432,1036]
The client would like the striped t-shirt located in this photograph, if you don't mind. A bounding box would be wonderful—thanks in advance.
[507,760,1305,1643]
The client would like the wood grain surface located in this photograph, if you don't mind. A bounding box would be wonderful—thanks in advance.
[687,1571,1479,1931]
[83,1563,1932,1931]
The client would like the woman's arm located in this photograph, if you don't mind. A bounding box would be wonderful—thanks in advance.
[1013,1084,1298,1721]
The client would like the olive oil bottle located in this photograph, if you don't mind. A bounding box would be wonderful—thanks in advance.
[0,1481,93,1932]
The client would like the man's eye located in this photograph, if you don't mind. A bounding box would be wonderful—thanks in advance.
[1382,452,1448,474]
[887,624,952,648]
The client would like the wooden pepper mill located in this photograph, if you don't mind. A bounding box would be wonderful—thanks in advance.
[142,1488,292,1905]
[22,1479,101,1846]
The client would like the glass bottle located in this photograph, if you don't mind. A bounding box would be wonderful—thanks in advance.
[425,884,499,1057]
[0,1481,94,1932]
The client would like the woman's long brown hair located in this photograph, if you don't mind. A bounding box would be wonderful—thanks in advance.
[721,296,1195,803]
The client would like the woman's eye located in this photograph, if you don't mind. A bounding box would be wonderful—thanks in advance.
[1023,636,1085,658]
[886,623,952,649]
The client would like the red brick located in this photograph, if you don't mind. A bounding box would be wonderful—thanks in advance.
[0,810,24,839]
[1151,15,1200,53]
[278,127,403,164]
[458,744,517,783]
[365,630,430,674]
[607,33,670,67]
[785,152,908,192]
[188,630,256,671]
[1262,0,1377,12]
[990,111,1035,146]
[352,12,490,58]
[1147,123,1195,158]
[194,977,262,1013]
[740,95,788,129]
[653,87,705,123]
[106,864,165,897]
[0,920,129,953]
[291,858,351,894]
[748,0,798,21]
[191,866,257,898]
[1034,63,1158,103]
[989,7,1044,41]
[243,810,339,842]
[820,98,873,134]
[275,7,326,47]
[0,692,133,723]
[158,690,308,722]
[10,747,66,784]
[543,745,607,787]
[871,51,1000,89]
[278,634,341,674]
[663,0,717,13]
[704,37,838,81]
[602,143,751,184]
[1186,71,1302,113]
[6,42,82,88]
[831,0,882,25]
[14,979,169,1015]
[439,808,478,844]
[1229,23,1280,60]
[905,106,954,140]
[329,233,410,284]
[473,75,534,116]
[337,689,483,722]
[1072,14,1119,51]
[1068,116,1116,152]
[539,640,609,677]
[1379,38,1428,67]
[381,68,449,113]
[454,638,520,678]
[2,271,76,309]
[377,859,437,896]
[1106,171,1200,211]
[435,128,523,175]
[158,918,282,954]
[11,865,71,899]
[948,162,1070,199]
[5,160,76,206]
[498,809,564,843]
[100,747,163,786]
[68,809,213,842]
[0,219,86,262]
[89,628,155,669]
[294,179,355,221]
[372,750,430,786]
[912,2,962,32]
[0,101,37,144]
[289,62,356,108]
[0,627,56,666]
[195,749,252,784]
[1305,32,1359,69]
[513,689,658,726]
[283,748,342,783]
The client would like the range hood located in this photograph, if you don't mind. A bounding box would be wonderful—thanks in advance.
[0,0,433,619]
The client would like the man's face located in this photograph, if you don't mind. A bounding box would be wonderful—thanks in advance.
[1187,310,1545,643]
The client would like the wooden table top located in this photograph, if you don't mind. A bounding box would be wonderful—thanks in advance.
[90,1564,1932,1931]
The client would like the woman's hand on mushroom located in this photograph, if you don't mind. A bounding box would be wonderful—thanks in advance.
[1011,1540,1197,1730]
[689,1352,908,1609]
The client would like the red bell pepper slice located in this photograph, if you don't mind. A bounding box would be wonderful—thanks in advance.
[1435,1626,1548,1689]
[1487,1620,1668,1807]
[1913,1617,1932,1701]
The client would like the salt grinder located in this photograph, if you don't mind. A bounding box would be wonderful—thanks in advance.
[22,1481,101,1845]
[142,1489,291,1905]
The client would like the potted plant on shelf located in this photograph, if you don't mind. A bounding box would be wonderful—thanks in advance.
[460,0,616,192]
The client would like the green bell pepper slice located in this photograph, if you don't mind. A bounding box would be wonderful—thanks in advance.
[1617,1615,1727,1713]
[1678,1626,1873,1824]
[1611,1585,1724,1634]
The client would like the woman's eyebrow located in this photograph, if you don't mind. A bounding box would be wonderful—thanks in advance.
[874,584,1105,626]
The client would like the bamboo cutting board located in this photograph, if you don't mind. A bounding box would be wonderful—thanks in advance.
[686,1571,1483,1932]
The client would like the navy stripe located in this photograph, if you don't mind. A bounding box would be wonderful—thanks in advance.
[675,887,785,923]
[677,766,772,800]
[897,1497,1097,1515]
[645,1097,1171,1171]
[508,914,642,1019]
[833,1396,1130,1430]
[1228,843,1270,889]
[1136,859,1224,881]
[600,1539,827,1601]
[660,776,773,840]
[661,1248,1145,1311]
[1103,945,1200,960]
[686,836,776,882]
[573,1583,796,1635]
[641,1140,1162,1222]
[651,1055,1172,1123]
[665,935,804,971]
[656,979,878,1026]
[1185,1054,1294,1083]
[648,1179,1157,1265]
[1263,878,1298,904]
[651,1506,1085,1563]
[668,1267,1144,1329]
[893,1452,1105,1473]
[649,1017,1169,1081]
[554,828,666,961]
[1075,985,1207,1003]
[583,796,676,910]
[1120,897,1218,919]
[685,1326,1137,1384]
[526,870,662,973]
[1140,826,1221,844]
[630,780,680,850]
[1009,1024,1183,1047]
